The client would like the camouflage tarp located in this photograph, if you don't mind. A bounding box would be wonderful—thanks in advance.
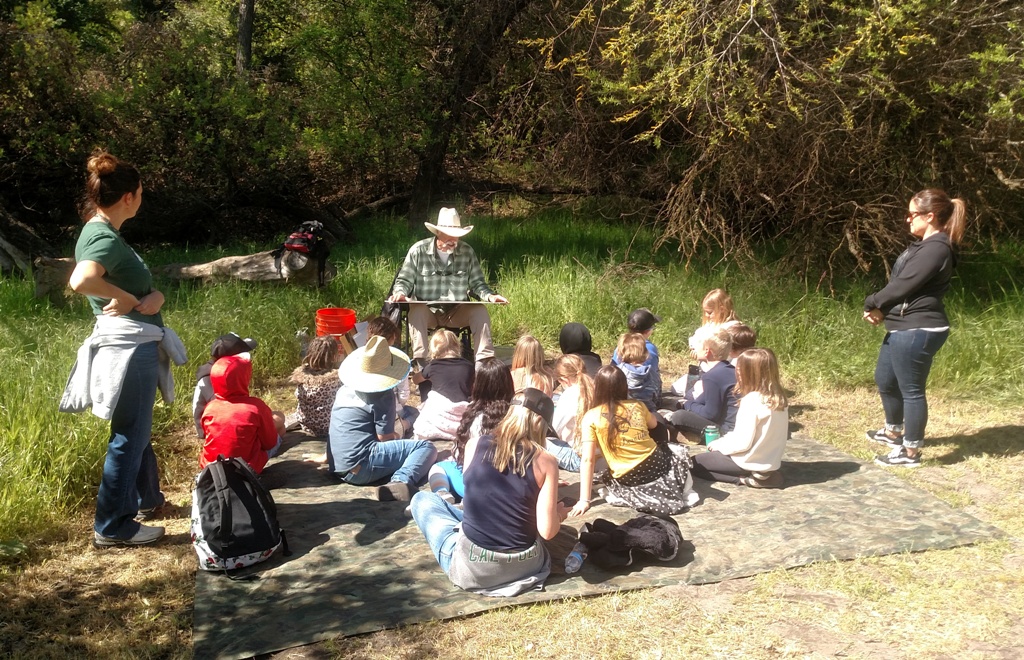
[192,432,1002,659]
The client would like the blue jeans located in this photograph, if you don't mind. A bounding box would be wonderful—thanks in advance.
[95,341,162,539]
[874,329,949,449]
[546,438,581,472]
[410,490,464,574]
[342,439,437,487]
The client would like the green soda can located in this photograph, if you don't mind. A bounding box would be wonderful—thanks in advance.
[703,425,720,444]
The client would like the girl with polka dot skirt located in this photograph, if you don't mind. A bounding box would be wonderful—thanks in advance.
[569,366,698,518]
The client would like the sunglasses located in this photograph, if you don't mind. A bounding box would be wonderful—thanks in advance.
[906,210,928,221]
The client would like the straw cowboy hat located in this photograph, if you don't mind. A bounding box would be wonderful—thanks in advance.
[338,336,411,393]
[424,207,473,237]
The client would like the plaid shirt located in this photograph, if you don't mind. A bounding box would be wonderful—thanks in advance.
[393,237,494,311]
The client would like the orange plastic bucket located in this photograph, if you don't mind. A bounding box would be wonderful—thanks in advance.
[315,307,356,336]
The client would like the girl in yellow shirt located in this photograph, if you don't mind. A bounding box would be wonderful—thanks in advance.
[569,366,698,517]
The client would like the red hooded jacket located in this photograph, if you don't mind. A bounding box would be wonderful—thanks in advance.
[200,354,279,474]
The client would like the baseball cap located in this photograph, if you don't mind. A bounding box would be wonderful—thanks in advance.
[210,333,258,359]
[512,387,555,431]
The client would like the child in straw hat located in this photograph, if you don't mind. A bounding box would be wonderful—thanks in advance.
[328,336,437,501]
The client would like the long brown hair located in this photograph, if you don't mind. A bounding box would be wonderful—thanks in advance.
[591,365,630,450]
[911,188,967,246]
[455,358,514,466]
[735,348,788,411]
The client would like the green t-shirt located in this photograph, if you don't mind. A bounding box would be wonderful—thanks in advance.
[74,220,163,326]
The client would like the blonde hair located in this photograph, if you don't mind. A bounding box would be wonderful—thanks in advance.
[735,348,788,411]
[554,354,594,446]
[303,335,340,372]
[702,289,737,325]
[488,404,546,476]
[429,329,462,360]
[522,371,554,396]
[701,327,732,361]
[617,333,649,365]
[511,335,546,371]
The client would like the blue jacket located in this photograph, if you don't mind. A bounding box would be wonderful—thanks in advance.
[683,361,738,432]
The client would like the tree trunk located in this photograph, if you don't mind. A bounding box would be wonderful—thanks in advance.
[33,250,335,306]
[409,0,536,222]
[236,0,255,74]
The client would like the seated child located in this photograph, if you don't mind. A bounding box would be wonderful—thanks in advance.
[548,354,595,472]
[192,333,257,439]
[688,289,740,358]
[367,316,418,438]
[558,322,603,378]
[289,335,342,438]
[613,332,660,412]
[510,335,555,396]
[612,308,662,403]
[413,330,474,441]
[569,366,698,518]
[426,358,514,503]
[690,348,789,488]
[200,353,286,474]
[670,326,738,437]
[329,336,436,501]
[409,388,566,596]
[725,322,757,364]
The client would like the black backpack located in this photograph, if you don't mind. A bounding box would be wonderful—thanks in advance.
[271,220,331,286]
[190,456,288,573]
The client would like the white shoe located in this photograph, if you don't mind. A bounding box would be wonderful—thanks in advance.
[93,524,165,548]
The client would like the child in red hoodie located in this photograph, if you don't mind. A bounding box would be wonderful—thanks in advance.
[200,353,285,474]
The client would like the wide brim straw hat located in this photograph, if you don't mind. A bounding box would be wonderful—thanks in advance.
[424,207,473,237]
[337,336,411,393]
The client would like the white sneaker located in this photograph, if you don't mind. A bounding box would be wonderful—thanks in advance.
[93,524,165,548]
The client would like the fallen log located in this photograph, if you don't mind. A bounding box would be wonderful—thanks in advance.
[33,249,335,306]
[153,249,336,285]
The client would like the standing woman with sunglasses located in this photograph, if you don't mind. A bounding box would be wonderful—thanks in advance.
[863,189,966,467]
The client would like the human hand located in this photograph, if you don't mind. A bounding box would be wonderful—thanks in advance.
[567,500,590,518]
[389,292,409,303]
[863,308,883,326]
[488,294,509,305]
[102,294,140,317]
[134,290,165,316]
[556,500,571,522]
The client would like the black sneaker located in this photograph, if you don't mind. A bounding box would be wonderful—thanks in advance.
[865,427,903,447]
[874,446,921,468]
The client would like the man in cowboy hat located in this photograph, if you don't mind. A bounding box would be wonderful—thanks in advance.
[388,207,508,364]
[329,336,437,501]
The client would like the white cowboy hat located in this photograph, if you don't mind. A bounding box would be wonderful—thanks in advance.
[337,336,411,393]
[424,207,473,237]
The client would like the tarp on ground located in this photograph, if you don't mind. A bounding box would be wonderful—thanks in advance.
[192,433,1003,659]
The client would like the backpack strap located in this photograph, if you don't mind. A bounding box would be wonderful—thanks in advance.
[210,456,235,541]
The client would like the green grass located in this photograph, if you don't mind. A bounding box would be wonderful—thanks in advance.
[1,208,1023,543]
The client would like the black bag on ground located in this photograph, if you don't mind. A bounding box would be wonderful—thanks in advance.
[190,456,287,572]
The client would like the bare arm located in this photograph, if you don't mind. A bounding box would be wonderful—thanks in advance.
[534,450,568,540]
[568,438,596,518]
[69,260,139,316]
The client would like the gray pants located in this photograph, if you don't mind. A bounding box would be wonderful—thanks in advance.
[407,303,494,361]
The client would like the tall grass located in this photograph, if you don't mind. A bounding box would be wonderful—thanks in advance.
[1,209,1022,542]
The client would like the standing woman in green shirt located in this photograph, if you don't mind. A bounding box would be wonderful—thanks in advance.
[66,151,172,547]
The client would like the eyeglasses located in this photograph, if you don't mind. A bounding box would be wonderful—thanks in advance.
[906,210,928,221]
